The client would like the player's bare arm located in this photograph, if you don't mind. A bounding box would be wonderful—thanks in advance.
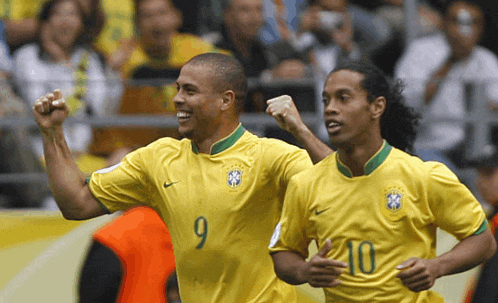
[271,239,347,287]
[266,95,333,164]
[33,89,107,220]
[396,227,496,292]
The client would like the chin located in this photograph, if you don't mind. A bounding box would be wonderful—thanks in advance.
[328,135,349,149]
[178,127,194,139]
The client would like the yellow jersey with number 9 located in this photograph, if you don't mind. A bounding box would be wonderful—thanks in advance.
[269,141,487,303]
[88,125,313,303]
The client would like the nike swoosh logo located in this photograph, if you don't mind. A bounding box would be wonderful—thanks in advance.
[315,207,331,215]
[163,181,180,188]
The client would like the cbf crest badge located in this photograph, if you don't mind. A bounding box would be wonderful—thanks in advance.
[386,190,403,212]
[227,168,243,188]
[381,187,406,221]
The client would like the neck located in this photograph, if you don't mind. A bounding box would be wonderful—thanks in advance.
[337,136,384,177]
[194,120,240,154]
[44,43,73,63]
[226,26,252,58]
[143,34,173,60]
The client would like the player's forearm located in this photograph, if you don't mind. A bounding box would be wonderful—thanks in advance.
[432,228,496,278]
[290,124,333,164]
[271,251,308,285]
[42,127,92,219]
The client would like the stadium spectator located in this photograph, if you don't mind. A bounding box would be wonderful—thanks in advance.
[0,0,44,50]
[202,0,308,80]
[118,0,214,80]
[31,53,332,301]
[462,143,498,303]
[297,0,391,60]
[394,0,498,176]
[89,0,216,160]
[202,0,311,117]
[12,0,123,175]
[259,0,308,47]
[350,0,443,76]
[78,206,177,303]
[296,0,370,141]
[0,34,49,208]
[269,60,496,302]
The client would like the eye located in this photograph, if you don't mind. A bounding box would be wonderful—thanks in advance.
[339,94,350,102]
[322,97,330,105]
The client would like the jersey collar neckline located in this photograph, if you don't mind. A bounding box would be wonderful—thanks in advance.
[336,140,392,178]
[191,124,246,155]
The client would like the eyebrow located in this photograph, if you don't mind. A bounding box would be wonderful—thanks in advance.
[176,82,198,90]
[322,88,352,97]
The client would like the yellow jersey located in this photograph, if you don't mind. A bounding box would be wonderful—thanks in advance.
[0,0,44,19]
[89,124,313,303]
[93,0,134,56]
[269,141,487,303]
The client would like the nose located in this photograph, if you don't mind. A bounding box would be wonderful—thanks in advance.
[323,99,339,115]
[172,89,183,107]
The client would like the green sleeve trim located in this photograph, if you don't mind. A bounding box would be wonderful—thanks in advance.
[473,219,488,236]
[86,174,111,214]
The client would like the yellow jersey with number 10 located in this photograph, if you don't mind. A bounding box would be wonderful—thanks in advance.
[89,125,313,303]
[269,141,487,303]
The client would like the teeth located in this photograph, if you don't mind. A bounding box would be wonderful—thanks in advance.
[177,112,191,118]
[328,122,340,127]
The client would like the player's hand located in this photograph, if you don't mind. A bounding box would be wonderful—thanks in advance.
[32,89,69,134]
[396,257,440,292]
[266,95,306,135]
[301,239,348,288]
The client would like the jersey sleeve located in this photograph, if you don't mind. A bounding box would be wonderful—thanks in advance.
[88,147,151,213]
[269,175,313,258]
[428,163,487,240]
[264,139,313,189]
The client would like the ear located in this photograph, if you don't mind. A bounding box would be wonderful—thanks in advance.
[220,90,236,112]
[370,96,386,119]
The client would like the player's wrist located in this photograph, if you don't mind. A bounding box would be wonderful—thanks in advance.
[426,258,444,279]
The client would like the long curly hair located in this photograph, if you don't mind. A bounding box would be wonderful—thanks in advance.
[331,60,420,153]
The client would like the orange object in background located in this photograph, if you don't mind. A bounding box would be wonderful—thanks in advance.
[91,206,176,303]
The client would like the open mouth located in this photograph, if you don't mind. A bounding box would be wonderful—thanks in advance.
[327,121,342,134]
[177,111,192,122]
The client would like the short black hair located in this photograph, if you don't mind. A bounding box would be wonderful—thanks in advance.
[185,53,247,113]
[330,60,420,153]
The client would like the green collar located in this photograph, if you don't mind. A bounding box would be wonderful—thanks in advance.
[191,124,246,155]
[336,141,392,178]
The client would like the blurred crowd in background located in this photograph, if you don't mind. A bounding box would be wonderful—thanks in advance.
[1,0,498,212]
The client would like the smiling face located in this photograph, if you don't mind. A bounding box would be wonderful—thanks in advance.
[322,70,384,149]
[173,64,225,141]
[48,0,84,50]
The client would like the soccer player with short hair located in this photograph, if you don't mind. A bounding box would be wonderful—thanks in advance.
[269,61,497,302]
[32,53,330,302]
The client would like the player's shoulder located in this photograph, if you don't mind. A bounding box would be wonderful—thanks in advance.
[474,45,498,61]
[137,137,185,157]
[290,151,335,181]
[389,147,456,178]
[255,135,305,153]
[407,32,446,53]
[12,43,38,59]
